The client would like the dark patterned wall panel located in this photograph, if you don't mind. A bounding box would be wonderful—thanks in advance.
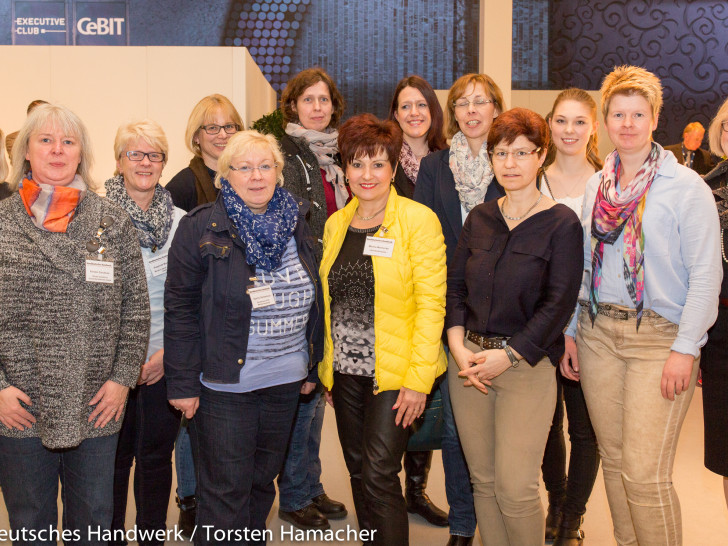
[547,0,728,145]
[512,0,549,90]
[223,0,480,119]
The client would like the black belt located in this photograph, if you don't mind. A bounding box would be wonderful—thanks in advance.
[465,331,509,350]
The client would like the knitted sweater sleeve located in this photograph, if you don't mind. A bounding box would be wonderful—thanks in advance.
[108,214,151,387]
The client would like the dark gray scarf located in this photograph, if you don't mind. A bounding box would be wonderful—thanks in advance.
[104,174,174,250]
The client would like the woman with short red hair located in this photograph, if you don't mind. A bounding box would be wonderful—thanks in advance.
[319,113,447,546]
[446,108,583,546]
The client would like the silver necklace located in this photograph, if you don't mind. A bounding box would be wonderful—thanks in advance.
[500,192,542,221]
[721,230,727,264]
[355,204,387,221]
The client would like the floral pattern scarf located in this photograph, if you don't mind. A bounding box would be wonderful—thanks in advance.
[104,174,175,250]
[449,131,494,213]
[19,173,87,233]
[399,140,422,184]
[220,180,299,271]
[589,142,666,329]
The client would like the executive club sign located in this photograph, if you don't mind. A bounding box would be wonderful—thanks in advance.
[12,0,129,45]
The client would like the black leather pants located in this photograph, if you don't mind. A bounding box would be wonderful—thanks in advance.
[331,372,410,546]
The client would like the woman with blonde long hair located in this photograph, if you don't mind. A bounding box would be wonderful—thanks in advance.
[539,89,602,546]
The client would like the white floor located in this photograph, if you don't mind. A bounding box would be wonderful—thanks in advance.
[1,391,726,545]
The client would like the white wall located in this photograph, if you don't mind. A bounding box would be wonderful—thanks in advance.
[0,46,276,189]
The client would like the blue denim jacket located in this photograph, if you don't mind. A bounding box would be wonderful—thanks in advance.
[164,192,324,399]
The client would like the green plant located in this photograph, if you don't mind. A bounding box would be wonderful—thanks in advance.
[251,108,285,139]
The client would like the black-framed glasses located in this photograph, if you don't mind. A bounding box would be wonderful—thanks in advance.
[489,147,542,161]
[200,123,240,135]
[229,163,277,175]
[721,120,728,133]
[125,151,165,162]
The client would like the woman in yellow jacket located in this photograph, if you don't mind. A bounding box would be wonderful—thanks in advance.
[319,113,447,546]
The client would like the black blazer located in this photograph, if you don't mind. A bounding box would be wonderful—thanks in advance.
[665,143,715,176]
[414,147,505,265]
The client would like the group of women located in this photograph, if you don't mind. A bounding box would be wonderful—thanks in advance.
[0,61,726,546]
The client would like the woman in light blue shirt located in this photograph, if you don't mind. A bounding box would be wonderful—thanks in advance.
[104,120,185,544]
[561,66,721,546]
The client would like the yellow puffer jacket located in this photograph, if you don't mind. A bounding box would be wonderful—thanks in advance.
[319,186,447,394]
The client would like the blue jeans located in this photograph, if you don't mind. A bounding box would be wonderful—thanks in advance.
[190,382,302,545]
[0,433,119,546]
[175,418,196,498]
[277,383,326,511]
[112,378,181,545]
[440,365,477,537]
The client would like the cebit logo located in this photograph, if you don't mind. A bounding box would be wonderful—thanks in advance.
[76,17,124,35]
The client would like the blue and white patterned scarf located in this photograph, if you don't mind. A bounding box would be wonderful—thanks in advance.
[220,179,299,271]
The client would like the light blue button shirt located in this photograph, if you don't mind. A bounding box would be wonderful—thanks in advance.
[566,152,722,357]
[142,207,185,360]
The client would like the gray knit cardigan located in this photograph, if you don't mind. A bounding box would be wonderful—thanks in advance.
[0,192,150,449]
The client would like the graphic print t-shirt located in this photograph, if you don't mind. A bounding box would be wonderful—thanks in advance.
[328,225,378,378]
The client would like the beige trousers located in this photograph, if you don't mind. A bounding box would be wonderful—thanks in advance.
[448,339,557,546]
[577,309,699,546]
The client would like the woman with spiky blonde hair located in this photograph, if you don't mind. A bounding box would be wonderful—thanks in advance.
[563,65,722,545]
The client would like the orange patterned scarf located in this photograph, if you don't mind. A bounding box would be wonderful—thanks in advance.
[19,175,87,232]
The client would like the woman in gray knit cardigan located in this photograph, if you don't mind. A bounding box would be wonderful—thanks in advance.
[0,104,150,544]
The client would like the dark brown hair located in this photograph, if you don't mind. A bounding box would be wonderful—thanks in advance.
[280,67,345,128]
[388,75,446,152]
[544,88,602,170]
[338,114,402,169]
[487,107,549,153]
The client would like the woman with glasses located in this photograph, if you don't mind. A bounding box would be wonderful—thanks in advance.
[104,120,185,545]
[164,93,243,535]
[563,66,721,545]
[539,89,602,546]
[275,67,348,530]
[702,97,728,512]
[446,108,583,546]
[164,130,323,544]
[319,113,447,546]
[413,72,505,546]
[166,94,244,213]
[0,104,149,541]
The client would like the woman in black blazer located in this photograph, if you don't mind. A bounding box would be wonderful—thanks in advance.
[413,73,505,546]
[388,75,447,199]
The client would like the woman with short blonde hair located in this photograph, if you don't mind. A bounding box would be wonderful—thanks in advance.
[105,119,184,543]
[165,130,324,543]
[563,66,722,545]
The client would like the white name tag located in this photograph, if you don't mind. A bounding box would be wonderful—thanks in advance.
[86,259,114,284]
[148,252,168,277]
[363,236,395,258]
[248,285,276,309]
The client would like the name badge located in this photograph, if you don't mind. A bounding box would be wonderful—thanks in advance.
[148,252,168,277]
[363,236,395,258]
[248,285,276,309]
[86,259,114,284]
